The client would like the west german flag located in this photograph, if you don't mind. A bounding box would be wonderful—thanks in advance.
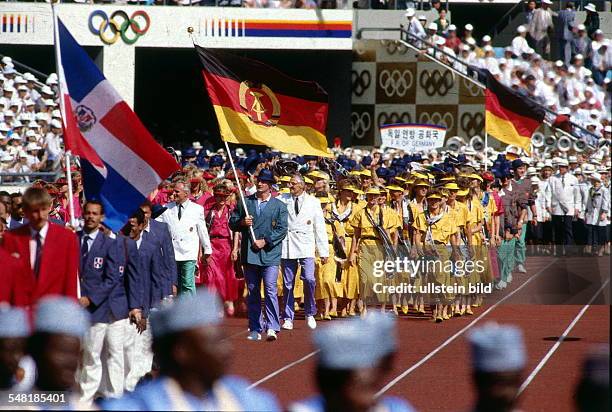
[484,70,545,154]
[196,46,331,157]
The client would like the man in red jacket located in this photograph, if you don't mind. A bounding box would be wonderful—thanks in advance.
[1,187,79,308]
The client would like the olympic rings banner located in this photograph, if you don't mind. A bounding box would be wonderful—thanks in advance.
[88,10,150,45]
[380,123,446,153]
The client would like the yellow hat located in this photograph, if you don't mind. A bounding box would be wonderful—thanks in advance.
[405,179,415,185]
[307,170,330,181]
[468,173,484,182]
[361,170,372,177]
[386,185,404,192]
[317,196,332,204]
[395,176,407,183]
[352,188,365,196]
[427,193,442,200]
[413,179,429,187]
[412,172,428,180]
[444,182,460,190]
[304,176,314,184]
[279,176,291,182]
[365,188,381,196]
[456,189,470,197]
[440,189,449,197]
[279,187,290,194]
[349,170,362,176]
[440,176,456,182]
[427,173,434,180]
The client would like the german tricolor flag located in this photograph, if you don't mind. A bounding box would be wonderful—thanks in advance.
[196,46,331,157]
[484,70,545,153]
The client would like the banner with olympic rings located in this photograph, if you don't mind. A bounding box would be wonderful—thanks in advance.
[380,123,446,153]
[88,10,150,45]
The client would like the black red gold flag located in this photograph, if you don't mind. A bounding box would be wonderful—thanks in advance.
[196,46,331,157]
[484,70,546,153]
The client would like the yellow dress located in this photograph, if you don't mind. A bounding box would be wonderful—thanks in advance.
[466,198,490,286]
[351,205,397,304]
[413,208,458,303]
[338,201,361,300]
[315,215,343,300]
[447,200,470,292]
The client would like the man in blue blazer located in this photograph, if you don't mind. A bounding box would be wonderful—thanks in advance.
[124,208,164,387]
[230,169,288,342]
[77,201,124,404]
[140,200,177,298]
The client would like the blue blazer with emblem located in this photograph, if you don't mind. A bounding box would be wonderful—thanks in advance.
[229,194,288,267]
[78,230,121,324]
[136,236,164,316]
[111,235,144,320]
[145,219,176,296]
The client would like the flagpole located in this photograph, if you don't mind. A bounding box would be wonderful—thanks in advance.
[484,132,488,171]
[223,140,257,244]
[65,151,77,228]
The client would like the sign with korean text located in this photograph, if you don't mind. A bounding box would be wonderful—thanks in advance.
[380,123,446,152]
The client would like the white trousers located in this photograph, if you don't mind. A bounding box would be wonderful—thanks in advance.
[123,318,153,392]
[79,319,127,404]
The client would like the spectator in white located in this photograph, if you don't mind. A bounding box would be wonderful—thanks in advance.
[435,37,457,67]
[565,69,583,102]
[527,0,554,59]
[2,67,16,88]
[572,25,591,61]
[23,73,41,103]
[463,23,474,43]
[498,58,513,86]
[458,45,473,73]
[503,47,516,71]
[585,172,610,256]
[512,26,531,57]
[36,86,54,112]
[424,22,440,48]
[530,54,545,80]
[482,46,498,72]
[591,40,611,85]
[556,2,576,66]
[572,54,590,81]
[405,8,426,48]
[44,119,63,171]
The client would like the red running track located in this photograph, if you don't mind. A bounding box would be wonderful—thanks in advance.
[220,256,610,411]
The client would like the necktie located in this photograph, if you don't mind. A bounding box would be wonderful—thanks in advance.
[82,235,91,257]
[294,197,300,215]
[33,232,42,277]
[178,204,183,220]
[562,175,565,188]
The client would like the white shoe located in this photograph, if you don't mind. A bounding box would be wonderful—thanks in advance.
[507,273,513,283]
[247,331,261,341]
[306,316,317,330]
[517,264,527,274]
[266,329,277,341]
[281,319,293,330]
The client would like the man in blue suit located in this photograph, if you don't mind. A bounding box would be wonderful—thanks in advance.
[6,193,27,230]
[77,200,125,404]
[556,2,576,65]
[124,208,164,387]
[229,169,288,342]
[140,200,177,298]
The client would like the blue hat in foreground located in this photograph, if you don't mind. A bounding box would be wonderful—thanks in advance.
[34,296,90,338]
[257,169,276,184]
[0,305,30,338]
[313,313,397,370]
[150,289,222,338]
[468,322,526,372]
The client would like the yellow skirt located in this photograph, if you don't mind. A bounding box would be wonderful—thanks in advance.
[342,237,359,300]
[315,250,343,300]
[358,239,385,303]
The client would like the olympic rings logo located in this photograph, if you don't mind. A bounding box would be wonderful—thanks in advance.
[351,111,372,140]
[88,10,151,45]
[461,77,482,97]
[380,40,408,56]
[378,69,414,98]
[460,112,484,136]
[377,112,412,128]
[352,70,372,97]
[419,112,454,131]
[419,70,454,97]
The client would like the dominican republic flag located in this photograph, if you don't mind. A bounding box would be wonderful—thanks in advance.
[54,17,179,231]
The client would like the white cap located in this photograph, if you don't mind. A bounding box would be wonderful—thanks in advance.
[23,73,36,82]
[577,24,586,31]
[483,45,493,52]
[568,155,578,163]
[558,158,569,167]
[466,37,476,45]
[590,172,602,182]
[436,37,446,46]
[50,119,62,129]
[418,15,427,20]
[448,24,456,31]
[517,25,526,33]
[462,44,471,51]
[1,56,12,65]
[482,35,491,42]
[25,142,41,151]
[575,54,584,60]
[568,66,577,74]
[530,176,540,184]
[604,125,611,133]
[558,107,571,115]
[585,3,596,12]
[51,109,62,119]
[428,22,438,31]
[405,7,416,17]
[465,23,473,31]
[542,0,552,4]
[43,99,56,107]
[41,86,53,95]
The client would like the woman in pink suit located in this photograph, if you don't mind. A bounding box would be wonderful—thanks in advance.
[201,180,239,316]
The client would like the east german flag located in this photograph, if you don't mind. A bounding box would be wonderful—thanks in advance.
[484,70,545,154]
[196,46,331,157]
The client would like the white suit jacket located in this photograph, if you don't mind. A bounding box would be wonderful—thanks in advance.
[156,200,212,261]
[537,179,552,221]
[279,192,329,260]
[585,186,610,226]
[549,173,580,216]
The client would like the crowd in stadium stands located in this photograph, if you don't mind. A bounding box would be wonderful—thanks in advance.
[0,57,63,183]
[406,1,611,136]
